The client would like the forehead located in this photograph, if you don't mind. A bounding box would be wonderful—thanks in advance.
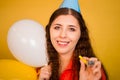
[52,15,79,26]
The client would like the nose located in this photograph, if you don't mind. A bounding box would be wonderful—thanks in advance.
[59,29,67,38]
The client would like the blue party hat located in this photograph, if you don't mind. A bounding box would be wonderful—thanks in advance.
[60,0,80,13]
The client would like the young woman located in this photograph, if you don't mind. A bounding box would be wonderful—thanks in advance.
[39,8,108,80]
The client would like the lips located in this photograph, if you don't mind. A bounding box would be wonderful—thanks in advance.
[57,40,69,46]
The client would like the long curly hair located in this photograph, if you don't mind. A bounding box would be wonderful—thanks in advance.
[45,8,107,80]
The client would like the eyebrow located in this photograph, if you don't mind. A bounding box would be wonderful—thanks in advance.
[52,23,62,26]
[69,25,77,28]
[52,23,79,29]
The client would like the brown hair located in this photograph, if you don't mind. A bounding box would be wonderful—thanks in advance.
[45,8,108,80]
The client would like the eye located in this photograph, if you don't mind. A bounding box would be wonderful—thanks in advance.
[69,28,76,31]
[54,26,60,30]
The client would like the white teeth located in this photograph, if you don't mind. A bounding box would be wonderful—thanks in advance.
[58,41,68,45]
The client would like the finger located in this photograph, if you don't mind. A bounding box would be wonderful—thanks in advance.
[42,64,51,72]
[39,66,51,80]
[92,61,101,74]
[39,71,51,80]
[80,59,86,72]
[41,67,51,75]
[93,68,102,80]
[91,61,101,70]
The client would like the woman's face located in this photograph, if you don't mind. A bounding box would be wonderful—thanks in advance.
[50,15,81,55]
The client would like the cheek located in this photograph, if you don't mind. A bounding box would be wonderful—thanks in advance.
[50,31,57,39]
[50,28,60,38]
[73,36,80,44]
[50,30,58,43]
[71,33,81,44]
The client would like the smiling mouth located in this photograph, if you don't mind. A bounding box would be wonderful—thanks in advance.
[57,40,69,46]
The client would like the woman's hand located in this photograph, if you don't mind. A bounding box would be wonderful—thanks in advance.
[79,57,101,80]
[38,64,51,80]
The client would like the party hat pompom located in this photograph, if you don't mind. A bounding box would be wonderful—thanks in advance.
[60,0,80,13]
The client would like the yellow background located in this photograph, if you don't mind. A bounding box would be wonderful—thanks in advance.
[0,0,120,80]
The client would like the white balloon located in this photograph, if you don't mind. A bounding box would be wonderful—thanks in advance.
[7,19,48,67]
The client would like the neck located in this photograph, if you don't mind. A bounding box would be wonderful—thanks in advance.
[59,52,73,74]
[60,53,72,62]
